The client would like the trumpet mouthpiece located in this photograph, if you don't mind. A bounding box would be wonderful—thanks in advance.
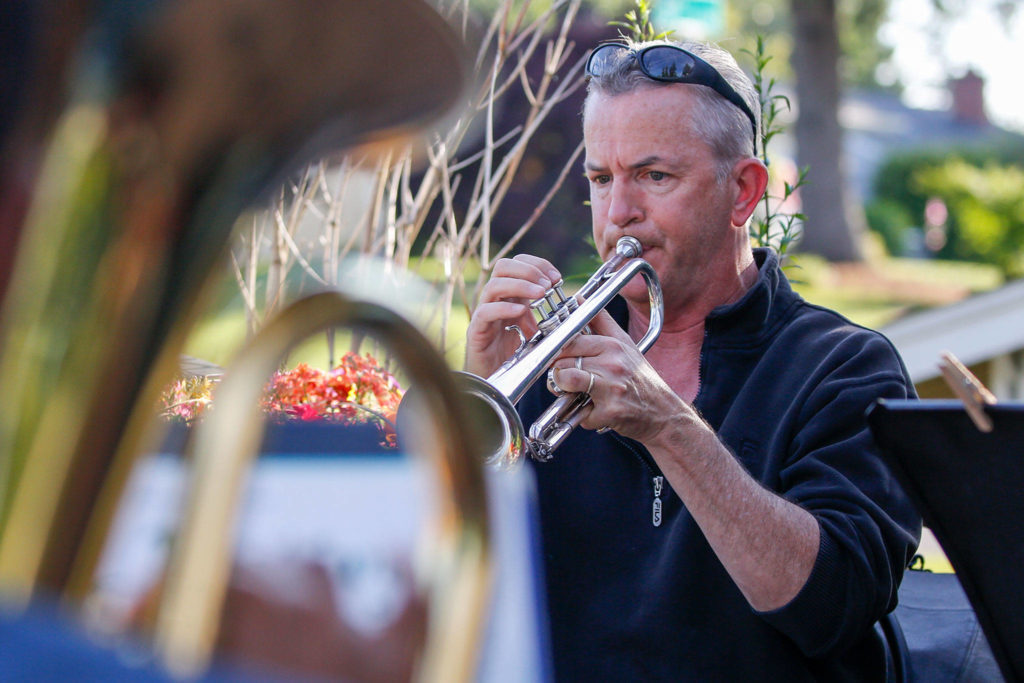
[616,236,643,258]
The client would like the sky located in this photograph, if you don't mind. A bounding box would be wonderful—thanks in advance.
[881,0,1024,133]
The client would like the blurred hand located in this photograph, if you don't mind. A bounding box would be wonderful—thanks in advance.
[130,561,426,682]
[216,562,427,683]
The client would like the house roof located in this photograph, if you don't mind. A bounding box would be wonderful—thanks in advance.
[880,278,1024,383]
[840,89,1022,202]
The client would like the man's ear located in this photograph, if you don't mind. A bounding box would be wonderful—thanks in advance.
[730,157,769,227]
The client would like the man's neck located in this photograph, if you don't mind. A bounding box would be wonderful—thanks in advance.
[628,256,758,336]
[625,257,759,402]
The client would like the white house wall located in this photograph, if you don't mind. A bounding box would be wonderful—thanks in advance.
[881,278,1024,390]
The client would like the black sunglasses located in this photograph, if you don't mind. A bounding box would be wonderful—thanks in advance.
[586,43,759,155]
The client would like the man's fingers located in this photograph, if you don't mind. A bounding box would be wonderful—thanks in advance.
[467,252,562,379]
[480,275,549,303]
[550,366,598,396]
[468,300,530,326]
[550,331,618,369]
[508,253,561,283]
[586,308,633,341]
[492,255,560,288]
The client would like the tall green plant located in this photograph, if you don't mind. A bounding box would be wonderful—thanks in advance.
[611,8,804,262]
[610,0,674,42]
[743,35,805,261]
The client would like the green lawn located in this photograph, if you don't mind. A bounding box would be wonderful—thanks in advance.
[182,290,471,374]
[788,253,1002,329]
[183,253,1002,371]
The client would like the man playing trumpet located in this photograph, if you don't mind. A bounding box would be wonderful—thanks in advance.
[465,39,920,680]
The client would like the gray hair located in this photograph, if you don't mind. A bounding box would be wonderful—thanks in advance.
[584,39,760,179]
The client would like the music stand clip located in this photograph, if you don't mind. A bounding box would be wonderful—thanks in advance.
[938,351,997,432]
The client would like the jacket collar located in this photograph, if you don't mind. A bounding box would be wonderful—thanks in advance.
[705,247,796,343]
[608,247,796,343]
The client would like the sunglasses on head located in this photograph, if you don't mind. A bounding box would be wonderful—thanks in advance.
[586,43,759,155]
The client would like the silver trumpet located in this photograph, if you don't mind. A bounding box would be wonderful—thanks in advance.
[455,236,663,468]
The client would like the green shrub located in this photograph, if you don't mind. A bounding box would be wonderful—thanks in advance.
[914,159,1024,276]
[870,139,1024,275]
[865,198,914,256]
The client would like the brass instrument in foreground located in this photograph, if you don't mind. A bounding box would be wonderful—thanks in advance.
[0,0,480,679]
[456,236,663,468]
[156,292,491,680]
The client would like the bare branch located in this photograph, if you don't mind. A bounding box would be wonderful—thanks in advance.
[491,139,585,263]
[225,0,589,357]
[449,126,522,174]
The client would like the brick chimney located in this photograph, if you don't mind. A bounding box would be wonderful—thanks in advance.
[950,69,988,126]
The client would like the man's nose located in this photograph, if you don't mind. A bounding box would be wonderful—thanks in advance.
[606,179,643,227]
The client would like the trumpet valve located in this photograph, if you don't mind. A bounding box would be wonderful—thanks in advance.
[532,280,571,335]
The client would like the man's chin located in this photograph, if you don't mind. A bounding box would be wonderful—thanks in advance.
[619,278,654,309]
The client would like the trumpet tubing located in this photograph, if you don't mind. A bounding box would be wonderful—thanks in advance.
[458,236,663,467]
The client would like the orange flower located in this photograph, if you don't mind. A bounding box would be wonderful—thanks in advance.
[163,353,404,447]
[208,353,406,447]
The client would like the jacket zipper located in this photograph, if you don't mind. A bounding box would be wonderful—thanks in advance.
[693,325,709,404]
[613,434,665,528]
[652,475,664,527]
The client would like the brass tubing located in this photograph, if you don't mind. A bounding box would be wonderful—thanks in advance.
[154,291,491,681]
[0,0,469,605]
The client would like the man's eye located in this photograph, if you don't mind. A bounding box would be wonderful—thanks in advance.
[591,174,611,185]
[647,171,666,181]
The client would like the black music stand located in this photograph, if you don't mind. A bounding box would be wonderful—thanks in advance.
[868,399,1024,683]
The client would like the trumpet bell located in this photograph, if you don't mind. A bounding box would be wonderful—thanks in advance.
[450,371,529,470]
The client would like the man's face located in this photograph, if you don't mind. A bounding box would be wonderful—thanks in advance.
[583,86,740,312]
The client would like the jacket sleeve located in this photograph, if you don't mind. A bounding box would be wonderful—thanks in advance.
[754,330,922,657]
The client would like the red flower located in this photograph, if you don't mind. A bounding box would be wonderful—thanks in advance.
[167,353,404,447]
[289,403,323,421]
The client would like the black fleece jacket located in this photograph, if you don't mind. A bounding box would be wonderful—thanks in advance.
[522,248,921,681]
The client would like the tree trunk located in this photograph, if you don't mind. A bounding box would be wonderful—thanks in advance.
[789,0,864,261]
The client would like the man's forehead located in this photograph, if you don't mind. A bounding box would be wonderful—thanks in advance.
[583,154,670,171]
[583,93,702,170]
[582,86,701,145]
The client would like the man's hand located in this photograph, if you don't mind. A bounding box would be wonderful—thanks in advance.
[549,309,683,444]
[549,310,820,613]
[465,254,562,377]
